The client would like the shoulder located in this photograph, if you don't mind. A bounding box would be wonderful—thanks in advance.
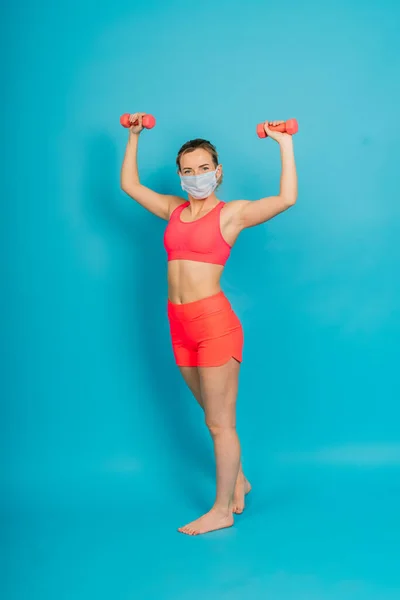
[167,197,188,219]
[220,199,249,223]
[222,199,249,212]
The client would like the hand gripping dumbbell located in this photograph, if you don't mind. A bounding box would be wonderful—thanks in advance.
[256,118,298,138]
[120,113,156,130]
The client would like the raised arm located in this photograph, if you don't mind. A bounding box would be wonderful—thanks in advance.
[233,121,298,229]
[120,113,183,221]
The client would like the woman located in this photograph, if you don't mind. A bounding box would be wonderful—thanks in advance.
[120,114,298,535]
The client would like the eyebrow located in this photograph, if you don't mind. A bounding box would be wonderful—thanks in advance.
[183,163,210,170]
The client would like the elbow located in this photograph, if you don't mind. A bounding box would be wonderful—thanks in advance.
[283,193,297,208]
[120,171,127,192]
[120,178,139,196]
[120,173,130,193]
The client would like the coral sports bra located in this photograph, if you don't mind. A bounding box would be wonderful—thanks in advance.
[164,201,231,266]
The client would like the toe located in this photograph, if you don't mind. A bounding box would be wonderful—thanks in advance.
[178,525,190,534]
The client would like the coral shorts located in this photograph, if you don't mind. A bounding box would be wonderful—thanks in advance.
[167,291,243,368]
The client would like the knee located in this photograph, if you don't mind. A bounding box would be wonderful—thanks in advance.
[206,421,236,438]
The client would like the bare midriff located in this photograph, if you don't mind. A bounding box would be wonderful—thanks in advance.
[167,260,224,304]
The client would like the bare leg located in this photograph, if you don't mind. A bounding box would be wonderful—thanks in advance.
[178,358,243,535]
[179,366,251,513]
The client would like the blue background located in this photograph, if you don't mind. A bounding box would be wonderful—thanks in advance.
[2,0,400,598]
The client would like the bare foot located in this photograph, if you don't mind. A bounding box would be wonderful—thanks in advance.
[178,508,234,536]
[232,474,252,514]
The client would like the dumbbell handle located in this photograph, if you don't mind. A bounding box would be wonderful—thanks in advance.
[257,118,298,138]
[120,113,156,129]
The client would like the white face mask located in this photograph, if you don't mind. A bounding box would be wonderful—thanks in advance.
[180,168,220,200]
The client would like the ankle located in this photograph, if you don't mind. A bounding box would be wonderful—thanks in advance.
[212,503,233,517]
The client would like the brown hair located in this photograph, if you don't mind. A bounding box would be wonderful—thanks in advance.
[176,138,223,187]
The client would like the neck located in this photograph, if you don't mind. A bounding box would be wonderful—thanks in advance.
[188,194,219,214]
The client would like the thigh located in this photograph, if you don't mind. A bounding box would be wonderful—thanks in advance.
[168,316,197,367]
[198,358,240,427]
[179,366,203,407]
[196,308,243,368]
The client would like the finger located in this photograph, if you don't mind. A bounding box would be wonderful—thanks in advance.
[129,112,139,124]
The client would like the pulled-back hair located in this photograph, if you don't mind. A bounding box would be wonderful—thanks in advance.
[176,138,222,187]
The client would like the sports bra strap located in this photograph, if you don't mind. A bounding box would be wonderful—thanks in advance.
[169,201,189,220]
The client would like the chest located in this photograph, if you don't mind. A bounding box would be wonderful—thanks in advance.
[164,215,224,253]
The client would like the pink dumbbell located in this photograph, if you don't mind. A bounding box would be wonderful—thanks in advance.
[256,118,298,138]
[120,113,156,130]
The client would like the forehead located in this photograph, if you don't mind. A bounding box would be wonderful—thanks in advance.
[180,148,214,169]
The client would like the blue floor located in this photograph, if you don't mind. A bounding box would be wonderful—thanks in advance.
[3,464,400,600]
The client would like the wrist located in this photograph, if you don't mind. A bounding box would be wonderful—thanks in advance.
[129,131,140,144]
[279,136,293,149]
